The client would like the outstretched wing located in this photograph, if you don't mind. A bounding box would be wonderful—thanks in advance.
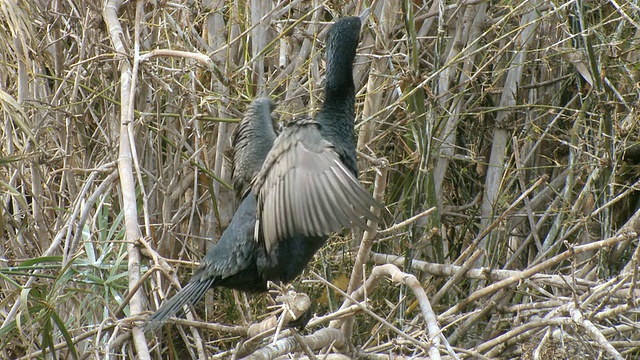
[230,98,277,200]
[253,116,380,252]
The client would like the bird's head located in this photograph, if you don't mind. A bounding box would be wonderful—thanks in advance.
[325,16,363,63]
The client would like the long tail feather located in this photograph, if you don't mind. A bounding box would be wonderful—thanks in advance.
[144,277,216,330]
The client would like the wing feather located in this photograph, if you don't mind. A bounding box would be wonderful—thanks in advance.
[316,172,349,230]
[253,117,382,251]
[308,175,335,234]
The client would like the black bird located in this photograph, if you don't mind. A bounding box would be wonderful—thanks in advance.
[145,15,377,329]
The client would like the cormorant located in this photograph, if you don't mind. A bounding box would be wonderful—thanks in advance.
[145,15,376,329]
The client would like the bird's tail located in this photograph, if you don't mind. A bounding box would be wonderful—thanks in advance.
[144,277,216,331]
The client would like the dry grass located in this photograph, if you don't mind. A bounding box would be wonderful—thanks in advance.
[1,0,640,359]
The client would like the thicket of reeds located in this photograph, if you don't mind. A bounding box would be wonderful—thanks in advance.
[1,0,640,358]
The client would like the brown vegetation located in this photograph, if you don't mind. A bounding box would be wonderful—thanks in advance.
[1,0,640,359]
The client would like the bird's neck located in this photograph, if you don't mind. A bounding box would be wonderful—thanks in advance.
[316,40,359,176]
[324,56,355,97]
[317,90,356,141]
[320,63,356,125]
[317,101,357,176]
[318,52,356,140]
